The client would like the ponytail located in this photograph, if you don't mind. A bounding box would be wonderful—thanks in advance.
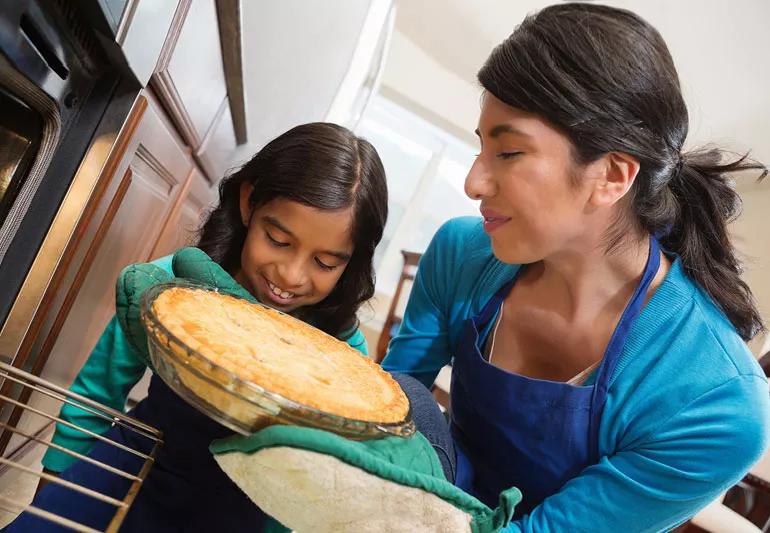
[662,149,767,340]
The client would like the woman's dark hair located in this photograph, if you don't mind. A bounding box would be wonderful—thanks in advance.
[478,3,767,340]
[197,122,388,339]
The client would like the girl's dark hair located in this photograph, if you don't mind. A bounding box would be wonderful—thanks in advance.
[197,122,388,339]
[479,3,767,340]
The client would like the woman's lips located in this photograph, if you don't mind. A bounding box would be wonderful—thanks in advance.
[480,208,511,233]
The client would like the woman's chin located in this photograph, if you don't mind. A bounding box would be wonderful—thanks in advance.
[490,239,542,266]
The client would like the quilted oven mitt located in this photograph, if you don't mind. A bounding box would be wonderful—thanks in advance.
[119,247,523,531]
[210,425,522,533]
[115,246,257,367]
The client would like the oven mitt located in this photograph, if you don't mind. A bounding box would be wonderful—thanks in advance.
[115,246,257,367]
[115,249,294,531]
[210,425,522,533]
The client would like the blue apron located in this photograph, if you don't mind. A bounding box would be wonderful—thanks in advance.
[6,374,267,532]
[450,236,661,517]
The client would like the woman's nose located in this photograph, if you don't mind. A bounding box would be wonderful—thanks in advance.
[465,157,495,200]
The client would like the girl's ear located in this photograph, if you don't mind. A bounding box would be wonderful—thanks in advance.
[239,183,254,227]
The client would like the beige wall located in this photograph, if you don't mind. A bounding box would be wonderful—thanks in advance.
[733,180,770,355]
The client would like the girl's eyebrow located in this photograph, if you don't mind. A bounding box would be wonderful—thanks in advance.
[264,215,293,236]
[263,215,352,261]
[322,250,352,262]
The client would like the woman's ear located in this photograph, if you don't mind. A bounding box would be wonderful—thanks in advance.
[587,151,640,208]
[239,182,254,227]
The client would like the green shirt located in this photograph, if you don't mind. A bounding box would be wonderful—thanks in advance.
[43,255,368,472]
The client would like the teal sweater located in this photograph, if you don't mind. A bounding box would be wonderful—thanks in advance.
[382,216,770,532]
[42,255,368,472]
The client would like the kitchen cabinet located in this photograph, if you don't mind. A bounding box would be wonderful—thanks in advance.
[41,91,193,387]
[117,0,180,86]
[152,0,236,182]
[195,96,237,184]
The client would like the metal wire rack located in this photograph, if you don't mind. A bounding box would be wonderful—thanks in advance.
[0,360,162,532]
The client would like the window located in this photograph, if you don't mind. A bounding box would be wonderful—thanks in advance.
[356,94,478,300]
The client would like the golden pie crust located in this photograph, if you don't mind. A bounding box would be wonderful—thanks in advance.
[151,287,409,424]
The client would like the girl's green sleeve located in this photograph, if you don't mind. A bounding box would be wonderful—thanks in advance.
[41,315,147,472]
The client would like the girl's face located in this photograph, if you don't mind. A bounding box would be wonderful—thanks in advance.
[465,93,603,264]
[234,186,354,313]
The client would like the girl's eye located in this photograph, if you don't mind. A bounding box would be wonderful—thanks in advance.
[266,232,289,247]
[315,257,336,271]
[498,152,522,160]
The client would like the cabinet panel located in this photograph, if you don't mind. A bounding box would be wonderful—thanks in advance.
[151,165,217,258]
[118,0,180,86]
[195,97,236,183]
[152,0,227,148]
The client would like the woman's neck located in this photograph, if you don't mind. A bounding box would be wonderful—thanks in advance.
[522,230,668,321]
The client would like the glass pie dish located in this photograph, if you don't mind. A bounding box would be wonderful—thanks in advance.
[140,280,416,439]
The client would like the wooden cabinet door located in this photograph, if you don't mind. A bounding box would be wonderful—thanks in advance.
[41,92,193,388]
[195,96,236,183]
[151,165,218,259]
[152,0,228,150]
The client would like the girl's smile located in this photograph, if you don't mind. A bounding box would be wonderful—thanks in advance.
[234,195,354,313]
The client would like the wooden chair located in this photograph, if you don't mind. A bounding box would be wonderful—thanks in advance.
[375,250,421,364]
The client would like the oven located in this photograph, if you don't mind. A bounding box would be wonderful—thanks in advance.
[0,0,142,460]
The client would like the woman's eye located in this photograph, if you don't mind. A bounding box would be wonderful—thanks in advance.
[315,257,336,271]
[266,232,289,247]
[498,152,522,160]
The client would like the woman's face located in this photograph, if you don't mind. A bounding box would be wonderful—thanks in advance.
[466,93,600,264]
[234,189,354,313]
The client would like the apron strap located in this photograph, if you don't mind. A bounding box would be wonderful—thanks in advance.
[587,235,661,461]
[473,267,524,329]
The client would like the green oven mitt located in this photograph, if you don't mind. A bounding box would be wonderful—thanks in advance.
[115,247,256,367]
[120,248,523,531]
[210,425,522,533]
[117,247,292,532]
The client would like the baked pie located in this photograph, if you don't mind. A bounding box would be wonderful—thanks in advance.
[151,287,409,424]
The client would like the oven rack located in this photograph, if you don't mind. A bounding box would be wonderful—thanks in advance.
[0,361,162,532]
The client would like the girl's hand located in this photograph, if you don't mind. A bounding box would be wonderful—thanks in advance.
[115,247,256,367]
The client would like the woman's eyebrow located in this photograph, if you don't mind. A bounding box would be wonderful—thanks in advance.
[474,124,532,139]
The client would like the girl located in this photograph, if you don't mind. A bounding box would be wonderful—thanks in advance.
[11,122,388,531]
[383,4,770,531]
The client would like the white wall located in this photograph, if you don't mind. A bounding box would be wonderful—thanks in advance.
[233,0,372,163]
[379,30,481,145]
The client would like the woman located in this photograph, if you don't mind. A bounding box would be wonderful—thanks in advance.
[383,3,769,531]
